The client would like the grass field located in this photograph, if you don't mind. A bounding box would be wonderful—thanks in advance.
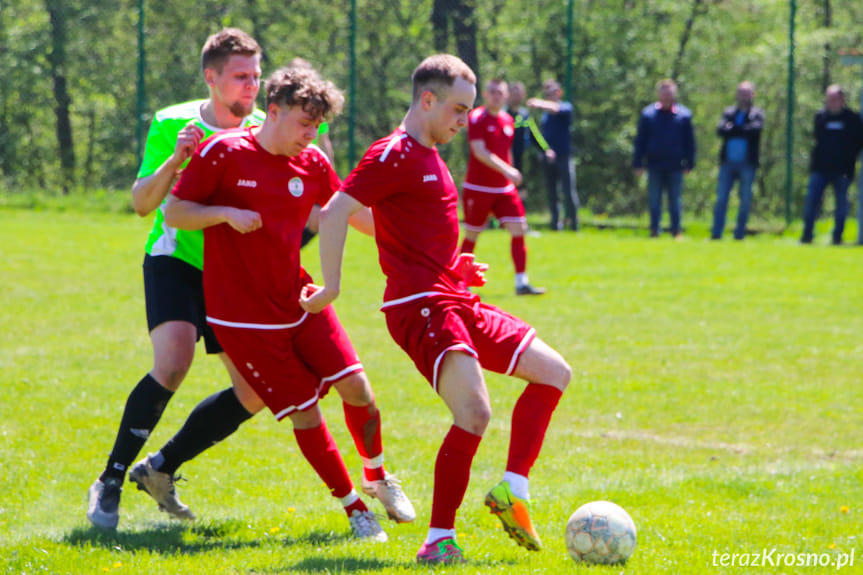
[1,207,861,574]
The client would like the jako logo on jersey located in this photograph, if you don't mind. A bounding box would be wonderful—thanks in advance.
[289,177,305,197]
[237,179,257,188]
[423,174,438,183]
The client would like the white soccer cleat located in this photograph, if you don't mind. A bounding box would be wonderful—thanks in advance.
[348,509,388,542]
[361,472,416,523]
[128,455,195,521]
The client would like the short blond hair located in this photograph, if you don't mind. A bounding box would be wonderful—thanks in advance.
[411,54,476,103]
[201,28,261,73]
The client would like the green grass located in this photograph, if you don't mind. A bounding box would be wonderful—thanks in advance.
[1,207,860,574]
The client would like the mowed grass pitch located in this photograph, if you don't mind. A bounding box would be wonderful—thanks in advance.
[0,208,861,575]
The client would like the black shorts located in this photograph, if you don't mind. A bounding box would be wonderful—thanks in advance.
[143,254,222,354]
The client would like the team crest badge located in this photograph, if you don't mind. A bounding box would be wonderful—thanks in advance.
[289,177,304,197]
[503,125,514,137]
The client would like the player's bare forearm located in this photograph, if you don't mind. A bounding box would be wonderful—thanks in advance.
[526,98,561,113]
[300,192,362,313]
[469,140,522,186]
[131,159,183,217]
[163,196,262,233]
[133,122,204,217]
[348,207,375,237]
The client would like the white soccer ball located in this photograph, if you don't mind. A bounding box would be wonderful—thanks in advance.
[565,501,637,565]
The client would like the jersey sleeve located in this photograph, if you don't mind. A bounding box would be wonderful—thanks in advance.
[137,117,176,179]
[171,138,226,204]
[340,146,397,207]
[316,153,342,206]
[467,110,484,142]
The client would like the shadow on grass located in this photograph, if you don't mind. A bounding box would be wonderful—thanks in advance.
[277,556,399,573]
[62,522,359,556]
[276,556,518,573]
[63,519,261,555]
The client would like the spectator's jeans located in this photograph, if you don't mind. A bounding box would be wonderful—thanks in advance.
[647,168,683,236]
[801,172,851,244]
[545,155,580,230]
[711,162,756,240]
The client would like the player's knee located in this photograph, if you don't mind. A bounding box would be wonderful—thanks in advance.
[334,371,374,406]
[151,360,192,391]
[288,406,323,429]
[551,358,572,391]
[234,386,265,414]
[455,400,491,435]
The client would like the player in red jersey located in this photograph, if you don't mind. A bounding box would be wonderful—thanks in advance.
[161,65,415,541]
[301,55,571,564]
[462,78,545,296]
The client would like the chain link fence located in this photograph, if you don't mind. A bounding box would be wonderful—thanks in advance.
[2,0,862,225]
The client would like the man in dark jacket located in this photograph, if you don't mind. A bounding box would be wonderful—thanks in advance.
[633,79,696,238]
[801,85,863,245]
[712,81,764,240]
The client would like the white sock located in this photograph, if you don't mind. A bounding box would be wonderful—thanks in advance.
[339,490,360,508]
[150,451,165,471]
[362,453,385,476]
[503,471,529,500]
[426,527,456,544]
[515,273,529,288]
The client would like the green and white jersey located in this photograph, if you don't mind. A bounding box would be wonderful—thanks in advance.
[140,100,266,270]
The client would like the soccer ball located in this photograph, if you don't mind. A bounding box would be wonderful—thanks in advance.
[565,501,637,565]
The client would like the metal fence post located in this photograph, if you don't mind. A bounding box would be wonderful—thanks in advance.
[784,0,796,226]
[348,0,357,169]
[136,0,146,168]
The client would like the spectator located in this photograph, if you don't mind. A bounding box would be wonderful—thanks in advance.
[712,81,764,240]
[506,81,554,179]
[633,79,696,238]
[801,84,863,245]
[528,79,579,231]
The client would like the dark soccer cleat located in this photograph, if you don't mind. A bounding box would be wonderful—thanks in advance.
[87,477,122,530]
[516,284,546,296]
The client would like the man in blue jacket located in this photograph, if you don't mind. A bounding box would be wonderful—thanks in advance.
[712,82,764,240]
[800,85,863,245]
[633,79,696,238]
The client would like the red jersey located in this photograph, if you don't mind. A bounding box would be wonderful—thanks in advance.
[340,128,469,305]
[172,128,340,326]
[464,106,516,193]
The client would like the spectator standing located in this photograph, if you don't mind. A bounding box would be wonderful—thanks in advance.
[800,84,863,245]
[528,80,579,231]
[633,79,696,238]
[711,82,764,240]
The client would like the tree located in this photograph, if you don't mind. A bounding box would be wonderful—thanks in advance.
[45,0,75,193]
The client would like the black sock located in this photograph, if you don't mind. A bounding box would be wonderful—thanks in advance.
[101,374,174,482]
[156,388,253,476]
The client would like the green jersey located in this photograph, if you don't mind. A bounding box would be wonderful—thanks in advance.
[312,121,329,145]
[140,100,266,270]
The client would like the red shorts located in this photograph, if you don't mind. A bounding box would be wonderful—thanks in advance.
[211,305,363,421]
[462,187,527,233]
[383,293,535,391]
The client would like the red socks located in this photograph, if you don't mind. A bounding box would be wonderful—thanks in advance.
[507,383,562,477]
[342,401,385,481]
[460,238,476,254]
[511,236,527,274]
[293,422,358,505]
[430,425,482,529]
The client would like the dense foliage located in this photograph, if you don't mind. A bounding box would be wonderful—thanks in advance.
[2,0,862,220]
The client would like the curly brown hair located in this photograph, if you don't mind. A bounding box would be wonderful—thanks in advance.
[265,66,345,121]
